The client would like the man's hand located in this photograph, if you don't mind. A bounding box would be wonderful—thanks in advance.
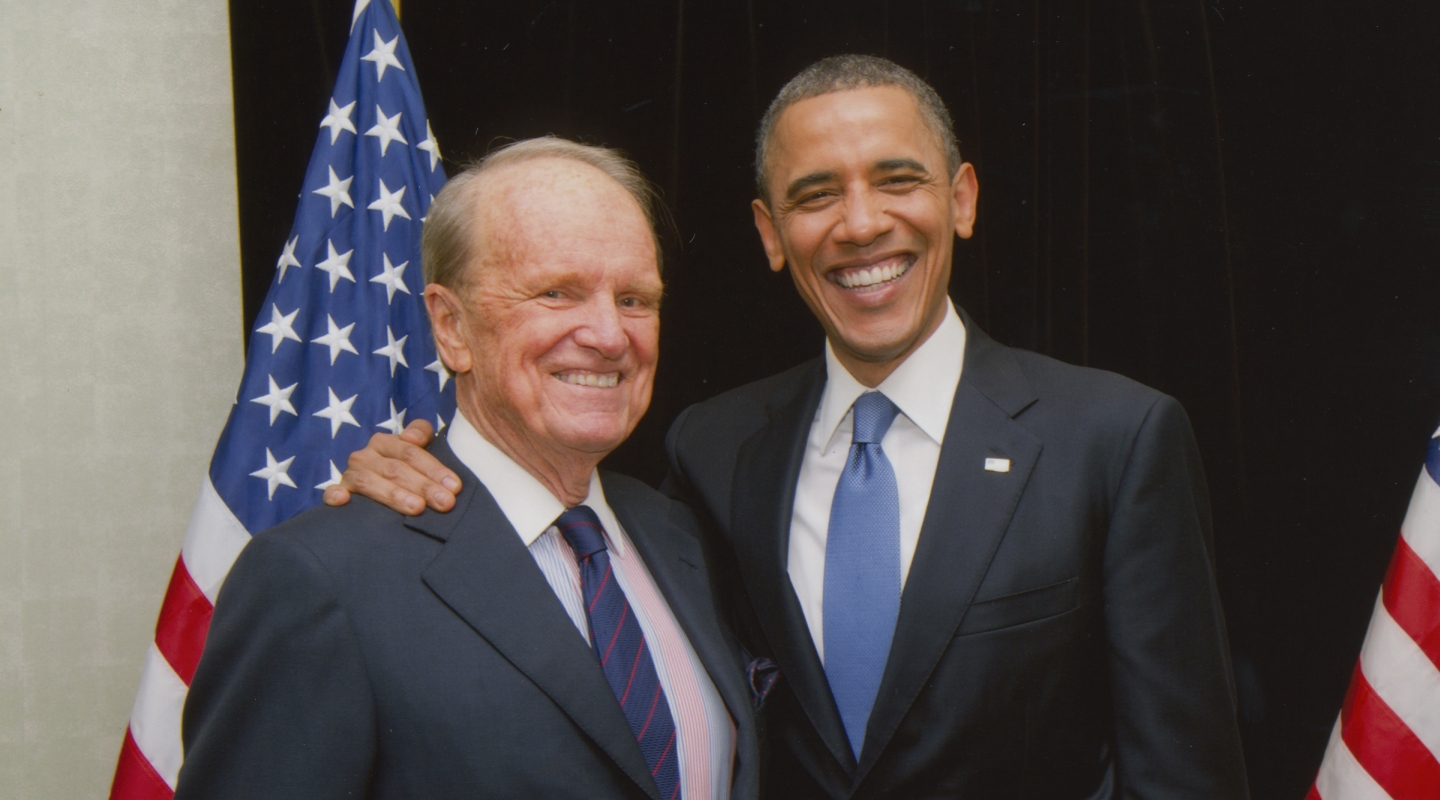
[323,419,461,515]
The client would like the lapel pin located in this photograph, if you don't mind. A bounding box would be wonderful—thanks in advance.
[985,457,1011,473]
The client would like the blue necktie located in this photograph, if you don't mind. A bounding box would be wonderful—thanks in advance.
[823,391,902,759]
[556,506,681,800]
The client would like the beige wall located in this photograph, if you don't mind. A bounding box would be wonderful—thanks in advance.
[0,1,242,796]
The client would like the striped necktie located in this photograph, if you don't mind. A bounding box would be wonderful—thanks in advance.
[556,505,681,799]
[823,391,903,759]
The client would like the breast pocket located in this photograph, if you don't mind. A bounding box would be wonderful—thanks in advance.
[955,577,1079,637]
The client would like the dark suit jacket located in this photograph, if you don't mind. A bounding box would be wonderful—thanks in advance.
[175,439,758,800]
[662,312,1249,799]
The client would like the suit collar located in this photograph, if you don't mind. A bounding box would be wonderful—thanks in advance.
[731,360,859,773]
[727,309,1046,782]
[953,306,1038,419]
[413,440,664,800]
[443,412,631,555]
[605,475,755,754]
[854,308,1043,780]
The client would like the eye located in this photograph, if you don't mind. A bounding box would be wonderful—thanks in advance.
[542,290,564,299]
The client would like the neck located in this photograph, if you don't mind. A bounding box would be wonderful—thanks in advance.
[459,400,600,508]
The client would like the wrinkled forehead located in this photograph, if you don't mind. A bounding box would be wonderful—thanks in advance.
[474,159,656,262]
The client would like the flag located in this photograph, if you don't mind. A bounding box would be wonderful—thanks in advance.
[108,1,453,795]
[1309,423,1440,800]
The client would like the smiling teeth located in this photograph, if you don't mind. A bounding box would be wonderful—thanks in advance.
[555,372,619,388]
[837,261,910,288]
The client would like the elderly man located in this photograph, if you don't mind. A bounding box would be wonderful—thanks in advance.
[335,57,1250,797]
[174,138,757,800]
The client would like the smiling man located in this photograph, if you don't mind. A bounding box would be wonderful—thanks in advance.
[173,139,756,800]
[334,57,1250,797]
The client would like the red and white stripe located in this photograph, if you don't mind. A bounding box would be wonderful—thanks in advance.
[108,478,251,799]
[1310,432,1440,800]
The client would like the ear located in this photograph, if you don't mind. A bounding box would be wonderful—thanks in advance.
[751,198,787,273]
[424,284,474,374]
[950,162,979,240]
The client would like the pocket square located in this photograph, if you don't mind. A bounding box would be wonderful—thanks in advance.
[747,656,780,710]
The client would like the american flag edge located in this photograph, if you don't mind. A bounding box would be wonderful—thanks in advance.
[1307,423,1440,799]
[108,0,453,796]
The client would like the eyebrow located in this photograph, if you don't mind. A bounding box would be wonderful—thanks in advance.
[781,158,934,202]
[783,171,839,202]
[875,157,929,174]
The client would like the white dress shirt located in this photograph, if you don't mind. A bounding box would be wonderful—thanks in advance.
[447,412,735,800]
[786,299,967,663]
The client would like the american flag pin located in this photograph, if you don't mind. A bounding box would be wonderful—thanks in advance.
[985,457,1011,473]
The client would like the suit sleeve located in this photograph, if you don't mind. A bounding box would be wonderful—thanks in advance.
[174,531,376,800]
[660,404,699,506]
[1103,395,1250,799]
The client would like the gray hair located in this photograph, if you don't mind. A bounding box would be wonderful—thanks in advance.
[422,136,666,290]
[755,54,962,204]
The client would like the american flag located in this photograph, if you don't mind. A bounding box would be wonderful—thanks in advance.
[107,1,453,795]
[1309,423,1440,800]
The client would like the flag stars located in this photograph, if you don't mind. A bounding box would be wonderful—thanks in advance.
[319,99,358,144]
[350,0,372,32]
[373,326,409,376]
[313,315,360,364]
[250,375,298,424]
[316,460,344,491]
[250,448,298,500]
[315,240,356,291]
[426,357,452,391]
[370,253,411,303]
[361,30,405,82]
[255,304,302,353]
[417,120,441,171]
[313,166,354,217]
[275,236,302,282]
[313,387,361,438]
[368,179,411,231]
[364,105,408,156]
[378,399,408,434]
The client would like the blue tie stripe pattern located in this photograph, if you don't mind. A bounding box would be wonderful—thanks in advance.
[823,391,903,758]
[557,506,681,799]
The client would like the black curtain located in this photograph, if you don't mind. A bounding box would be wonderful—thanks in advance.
[230,2,1440,795]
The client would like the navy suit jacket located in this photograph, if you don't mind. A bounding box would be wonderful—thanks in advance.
[662,311,1249,799]
[176,439,758,800]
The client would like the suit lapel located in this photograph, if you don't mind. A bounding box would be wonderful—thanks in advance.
[606,475,753,745]
[414,441,661,800]
[729,361,857,774]
[856,320,1043,780]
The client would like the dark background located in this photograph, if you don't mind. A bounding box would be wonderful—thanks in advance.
[229,2,1440,796]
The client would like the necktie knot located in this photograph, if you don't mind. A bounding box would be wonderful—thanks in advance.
[555,505,607,558]
[851,392,900,445]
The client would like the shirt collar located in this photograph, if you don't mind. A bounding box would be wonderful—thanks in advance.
[818,298,966,452]
[446,411,625,555]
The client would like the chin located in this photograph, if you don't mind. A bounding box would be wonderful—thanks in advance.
[837,327,921,360]
[548,422,633,456]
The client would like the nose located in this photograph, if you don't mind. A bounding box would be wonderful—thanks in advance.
[572,294,629,359]
[836,186,894,247]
